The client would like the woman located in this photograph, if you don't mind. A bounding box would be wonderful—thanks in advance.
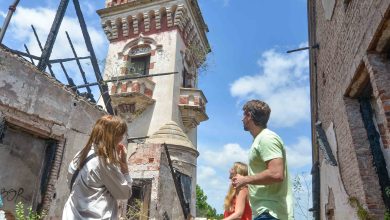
[62,115,132,220]
[223,162,252,220]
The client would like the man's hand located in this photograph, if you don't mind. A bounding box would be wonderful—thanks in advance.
[232,174,247,189]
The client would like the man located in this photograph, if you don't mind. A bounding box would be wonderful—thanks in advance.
[232,100,293,220]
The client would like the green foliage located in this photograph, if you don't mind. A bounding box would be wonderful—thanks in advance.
[15,202,46,220]
[187,42,213,75]
[196,184,223,219]
[348,197,370,220]
[385,187,390,220]
[385,186,390,197]
[384,210,390,220]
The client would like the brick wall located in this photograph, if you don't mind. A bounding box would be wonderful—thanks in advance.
[311,0,390,218]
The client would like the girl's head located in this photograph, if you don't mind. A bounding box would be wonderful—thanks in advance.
[78,115,128,168]
[224,162,248,211]
[229,162,248,179]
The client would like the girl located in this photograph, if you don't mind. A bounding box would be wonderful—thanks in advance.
[223,162,251,220]
[62,115,132,220]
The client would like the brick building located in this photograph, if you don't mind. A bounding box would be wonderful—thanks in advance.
[308,0,390,219]
[0,0,209,219]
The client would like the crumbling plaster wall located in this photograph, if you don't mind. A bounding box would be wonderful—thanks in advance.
[128,143,162,219]
[127,143,197,220]
[0,47,104,218]
[103,30,179,138]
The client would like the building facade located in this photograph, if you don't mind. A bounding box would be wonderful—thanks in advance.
[308,0,390,219]
[0,0,209,219]
[97,0,210,219]
[0,47,105,219]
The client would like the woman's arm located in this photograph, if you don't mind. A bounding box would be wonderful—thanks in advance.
[99,144,132,200]
[223,187,248,220]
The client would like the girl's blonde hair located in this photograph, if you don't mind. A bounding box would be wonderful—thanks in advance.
[223,162,248,211]
[76,115,127,169]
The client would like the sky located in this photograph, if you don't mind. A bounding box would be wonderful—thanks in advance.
[0,0,312,219]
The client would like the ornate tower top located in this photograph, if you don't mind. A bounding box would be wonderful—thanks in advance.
[97,0,210,66]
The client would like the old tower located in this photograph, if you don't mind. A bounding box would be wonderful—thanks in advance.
[97,0,210,218]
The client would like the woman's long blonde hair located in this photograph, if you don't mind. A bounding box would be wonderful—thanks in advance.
[76,115,127,169]
[224,162,248,211]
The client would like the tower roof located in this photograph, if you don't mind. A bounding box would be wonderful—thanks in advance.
[147,120,195,149]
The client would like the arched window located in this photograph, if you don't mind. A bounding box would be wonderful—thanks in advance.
[128,45,151,75]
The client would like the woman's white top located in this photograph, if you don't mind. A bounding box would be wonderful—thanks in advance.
[62,148,132,220]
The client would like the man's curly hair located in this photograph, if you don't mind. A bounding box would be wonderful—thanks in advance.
[243,100,271,128]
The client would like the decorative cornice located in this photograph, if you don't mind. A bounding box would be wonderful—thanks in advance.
[97,1,210,57]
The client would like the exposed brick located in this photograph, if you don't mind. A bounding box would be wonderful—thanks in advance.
[121,83,127,92]
[111,84,117,94]
[144,88,153,97]
[179,95,188,104]
[149,62,154,69]
[131,82,140,92]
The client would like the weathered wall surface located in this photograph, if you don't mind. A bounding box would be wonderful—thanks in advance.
[103,30,179,138]
[311,0,390,218]
[0,47,104,218]
[0,127,47,213]
[127,143,197,219]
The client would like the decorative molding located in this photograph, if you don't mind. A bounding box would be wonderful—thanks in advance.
[122,17,129,37]
[110,77,155,122]
[132,15,139,34]
[155,9,161,30]
[178,88,208,129]
[144,12,150,32]
[166,7,173,27]
[99,3,210,67]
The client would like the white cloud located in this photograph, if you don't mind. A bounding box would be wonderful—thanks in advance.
[202,143,248,166]
[81,2,97,16]
[5,6,107,89]
[0,10,6,18]
[198,165,225,189]
[285,136,312,170]
[230,44,310,127]
[197,165,229,213]
[197,143,248,213]
[9,7,105,58]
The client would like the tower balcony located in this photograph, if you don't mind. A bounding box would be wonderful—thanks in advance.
[110,76,155,121]
[179,88,208,129]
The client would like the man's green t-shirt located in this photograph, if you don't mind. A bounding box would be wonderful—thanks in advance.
[248,128,294,220]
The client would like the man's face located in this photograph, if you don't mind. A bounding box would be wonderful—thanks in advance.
[242,111,251,131]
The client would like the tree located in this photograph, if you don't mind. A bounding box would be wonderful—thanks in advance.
[196,184,223,219]
[293,172,313,220]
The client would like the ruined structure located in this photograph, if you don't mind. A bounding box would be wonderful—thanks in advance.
[0,47,104,218]
[308,1,390,219]
[97,0,210,218]
[0,0,209,219]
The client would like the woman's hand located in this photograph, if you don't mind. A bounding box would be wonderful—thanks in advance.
[117,143,129,174]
